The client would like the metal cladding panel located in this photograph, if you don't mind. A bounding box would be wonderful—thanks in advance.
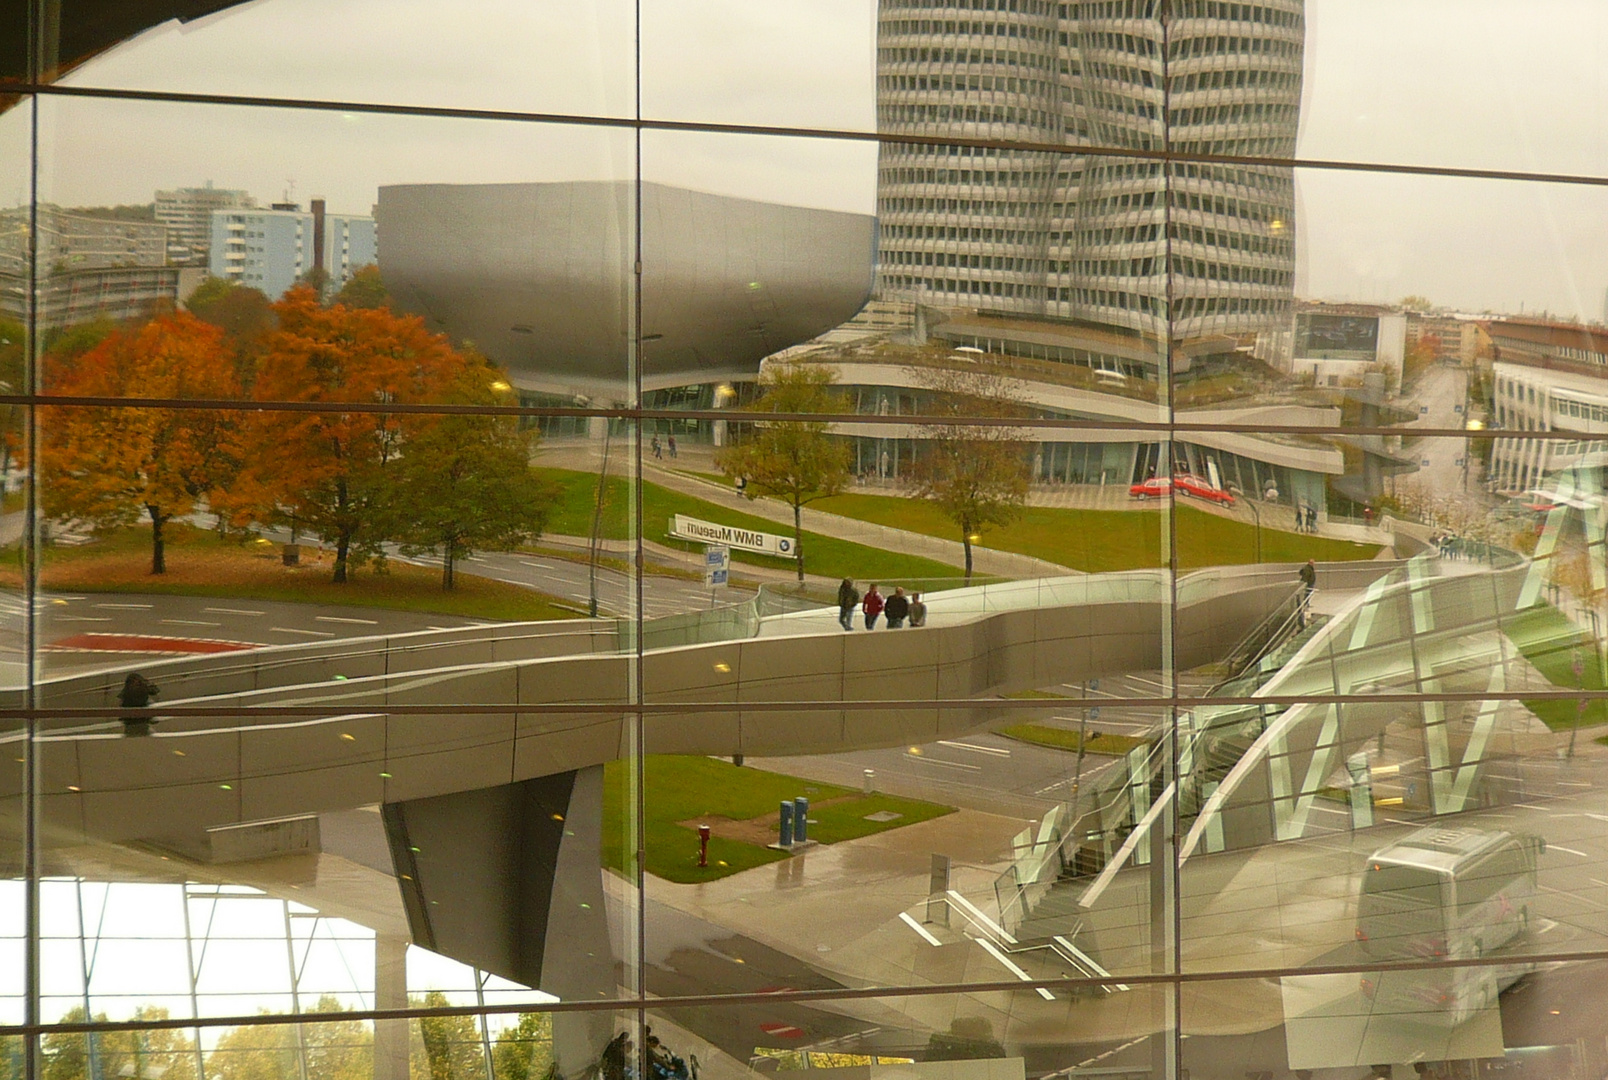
[378,180,875,395]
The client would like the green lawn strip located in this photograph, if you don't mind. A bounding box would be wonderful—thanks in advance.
[995,722,1148,756]
[810,493,1379,572]
[16,526,579,622]
[1501,604,1608,730]
[600,755,955,884]
[538,468,964,583]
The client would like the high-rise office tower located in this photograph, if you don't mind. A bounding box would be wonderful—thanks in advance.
[875,0,1304,347]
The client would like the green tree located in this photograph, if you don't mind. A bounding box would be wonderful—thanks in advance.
[208,998,373,1080]
[393,358,555,589]
[335,265,390,310]
[186,277,277,388]
[410,993,486,1080]
[43,1007,199,1080]
[298,266,332,303]
[715,362,852,581]
[491,1013,553,1080]
[910,366,1032,582]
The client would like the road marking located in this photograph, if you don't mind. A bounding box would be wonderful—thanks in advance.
[520,561,555,570]
[270,627,336,638]
[937,740,1011,757]
[55,616,112,623]
[314,615,379,625]
[161,619,221,628]
[898,911,942,946]
[203,607,265,616]
[904,754,981,771]
[94,602,153,610]
[1548,844,1591,858]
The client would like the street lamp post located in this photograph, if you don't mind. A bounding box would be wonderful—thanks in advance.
[1230,485,1261,563]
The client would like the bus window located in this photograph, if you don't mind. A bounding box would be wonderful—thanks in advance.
[1357,864,1446,959]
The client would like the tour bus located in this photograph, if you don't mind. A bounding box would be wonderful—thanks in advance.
[1356,827,1542,1024]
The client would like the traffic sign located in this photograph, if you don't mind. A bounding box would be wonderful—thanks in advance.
[704,544,730,587]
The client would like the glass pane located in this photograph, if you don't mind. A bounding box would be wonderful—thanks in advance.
[650,985,1175,1079]
[1300,0,1608,178]
[32,705,636,1021]
[639,705,1174,994]
[32,94,636,403]
[47,0,634,119]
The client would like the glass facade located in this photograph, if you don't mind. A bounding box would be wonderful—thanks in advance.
[9,3,1608,1079]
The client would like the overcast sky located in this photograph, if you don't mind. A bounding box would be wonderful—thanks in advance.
[6,0,1608,318]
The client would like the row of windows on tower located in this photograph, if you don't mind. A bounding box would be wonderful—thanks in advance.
[880,166,1060,186]
[1170,66,1298,94]
[883,196,1076,217]
[880,45,1056,70]
[1168,33,1299,60]
[881,103,1063,128]
[881,73,1060,97]
[1169,101,1299,128]
[1175,1,1302,30]
[881,0,1056,15]
[880,223,1066,243]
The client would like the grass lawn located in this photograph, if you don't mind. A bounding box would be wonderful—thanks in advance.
[7,524,580,622]
[1502,604,1608,730]
[995,722,1148,756]
[601,755,956,884]
[811,493,1381,572]
[539,468,965,583]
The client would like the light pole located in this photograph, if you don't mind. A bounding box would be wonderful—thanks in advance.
[1230,485,1261,563]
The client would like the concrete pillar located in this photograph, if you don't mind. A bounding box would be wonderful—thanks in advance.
[542,765,617,1076]
[373,936,409,1080]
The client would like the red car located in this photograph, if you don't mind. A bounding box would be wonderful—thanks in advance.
[1128,474,1235,506]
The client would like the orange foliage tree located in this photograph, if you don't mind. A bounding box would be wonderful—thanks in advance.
[230,286,469,583]
[40,312,242,574]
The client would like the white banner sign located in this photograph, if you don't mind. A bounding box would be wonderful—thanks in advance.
[671,514,794,557]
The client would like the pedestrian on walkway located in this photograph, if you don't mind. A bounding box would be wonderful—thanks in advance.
[837,578,860,631]
[1294,503,1304,533]
[118,670,160,737]
[884,587,910,628]
[1298,558,1316,628]
[651,435,662,459]
[908,592,927,627]
[667,434,678,458]
[1305,504,1317,533]
[862,583,885,630]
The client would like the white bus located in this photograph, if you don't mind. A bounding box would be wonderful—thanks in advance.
[1355,827,1542,1024]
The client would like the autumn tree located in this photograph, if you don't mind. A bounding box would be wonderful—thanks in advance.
[392,358,555,589]
[716,362,852,581]
[909,365,1032,582]
[335,265,390,310]
[0,317,25,486]
[40,311,243,573]
[233,286,468,583]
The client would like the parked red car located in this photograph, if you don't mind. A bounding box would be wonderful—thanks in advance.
[1128,474,1235,505]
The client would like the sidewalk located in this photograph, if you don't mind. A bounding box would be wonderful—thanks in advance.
[540,442,1073,578]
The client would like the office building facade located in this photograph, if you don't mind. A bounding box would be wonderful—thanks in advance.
[875,0,1303,348]
[209,202,376,299]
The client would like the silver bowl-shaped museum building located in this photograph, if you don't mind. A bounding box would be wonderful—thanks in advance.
[377,180,877,399]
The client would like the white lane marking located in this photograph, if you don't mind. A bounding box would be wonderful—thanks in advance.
[898,911,942,947]
[521,561,555,570]
[270,627,336,638]
[905,754,981,771]
[1548,845,1591,858]
[204,607,265,616]
[94,603,153,610]
[314,615,379,625]
[937,739,1011,757]
[161,619,221,627]
[55,616,112,623]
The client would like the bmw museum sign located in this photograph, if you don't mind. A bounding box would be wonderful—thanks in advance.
[670,514,794,556]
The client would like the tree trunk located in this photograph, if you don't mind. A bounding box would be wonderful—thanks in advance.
[793,500,805,583]
[148,506,166,575]
[442,545,455,590]
[333,530,351,583]
[962,535,973,583]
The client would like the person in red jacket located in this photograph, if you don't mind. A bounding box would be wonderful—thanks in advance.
[862,583,885,630]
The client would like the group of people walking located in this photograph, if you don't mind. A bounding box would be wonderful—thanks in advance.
[649,434,678,459]
[1292,502,1319,533]
[837,579,926,631]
